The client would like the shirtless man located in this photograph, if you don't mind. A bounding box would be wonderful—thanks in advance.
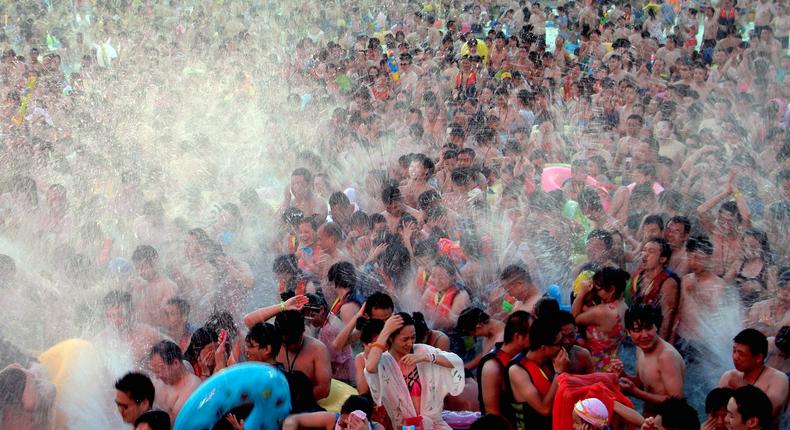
[631,238,680,343]
[129,245,177,329]
[94,291,162,366]
[380,185,419,234]
[148,340,201,423]
[114,372,154,425]
[315,222,350,285]
[162,298,193,352]
[243,295,332,400]
[477,310,531,416]
[718,329,789,421]
[171,229,218,324]
[696,177,751,277]
[487,264,542,321]
[0,362,55,430]
[617,304,685,417]
[663,216,690,277]
[677,237,728,356]
[456,307,505,370]
[279,167,326,220]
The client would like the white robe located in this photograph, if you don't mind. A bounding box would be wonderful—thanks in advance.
[365,343,465,430]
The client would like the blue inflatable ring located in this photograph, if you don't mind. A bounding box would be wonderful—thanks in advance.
[174,362,291,430]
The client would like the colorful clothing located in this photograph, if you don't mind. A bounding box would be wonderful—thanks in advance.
[584,304,625,373]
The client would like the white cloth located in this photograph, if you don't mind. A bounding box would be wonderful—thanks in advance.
[365,343,465,430]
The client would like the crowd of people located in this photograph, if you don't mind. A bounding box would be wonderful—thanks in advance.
[0,0,789,429]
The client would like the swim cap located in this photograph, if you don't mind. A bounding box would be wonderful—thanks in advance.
[574,398,609,428]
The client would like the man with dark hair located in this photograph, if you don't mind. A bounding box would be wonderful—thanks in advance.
[244,296,332,401]
[703,387,734,430]
[478,310,532,416]
[719,329,789,420]
[488,264,541,319]
[328,191,354,233]
[134,410,171,430]
[162,297,193,352]
[115,372,155,424]
[316,222,350,282]
[664,216,691,276]
[618,304,684,417]
[380,185,419,234]
[631,237,680,342]
[554,310,594,375]
[97,290,162,365]
[507,316,570,430]
[457,307,504,371]
[726,385,773,430]
[280,167,325,220]
[273,253,317,299]
[646,397,700,430]
[697,185,751,276]
[245,322,282,365]
[130,245,177,329]
[148,340,200,422]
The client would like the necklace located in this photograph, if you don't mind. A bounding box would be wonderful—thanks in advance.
[284,339,305,373]
[746,365,766,386]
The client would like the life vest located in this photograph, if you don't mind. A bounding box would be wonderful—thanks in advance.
[476,342,516,415]
[507,353,552,430]
[330,292,362,316]
[455,71,477,89]
[415,267,429,292]
[631,268,680,307]
[425,285,460,318]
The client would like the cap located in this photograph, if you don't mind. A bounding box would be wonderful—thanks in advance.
[574,398,609,428]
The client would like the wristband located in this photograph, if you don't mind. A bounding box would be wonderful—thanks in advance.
[430,353,436,363]
[371,342,387,351]
[280,301,286,312]
[732,191,743,198]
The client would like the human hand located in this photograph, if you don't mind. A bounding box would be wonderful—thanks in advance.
[381,314,404,339]
[285,295,309,311]
[226,413,245,430]
[553,348,570,373]
[401,353,430,367]
[619,377,636,392]
[610,358,625,376]
[347,412,371,430]
[580,279,595,297]
[368,242,389,261]
[640,416,657,430]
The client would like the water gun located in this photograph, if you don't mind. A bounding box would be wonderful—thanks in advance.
[386,49,399,81]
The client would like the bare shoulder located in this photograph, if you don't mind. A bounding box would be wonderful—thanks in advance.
[659,342,684,366]
[767,366,790,387]
[306,335,329,353]
[718,369,737,387]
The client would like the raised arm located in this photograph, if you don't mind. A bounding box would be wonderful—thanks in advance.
[243,295,308,328]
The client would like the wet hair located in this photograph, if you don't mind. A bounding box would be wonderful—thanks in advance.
[578,188,603,213]
[390,312,415,339]
[298,215,320,231]
[625,304,663,332]
[115,372,155,406]
[166,297,190,317]
[504,310,533,343]
[320,222,344,241]
[0,367,27,411]
[718,201,742,222]
[205,310,238,340]
[329,191,350,208]
[417,189,442,210]
[328,261,357,290]
[645,237,672,265]
[500,264,531,283]
[686,236,714,255]
[340,395,374,416]
[456,307,490,334]
[246,323,282,357]
[275,310,306,345]
[184,327,218,365]
[412,312,431,343]
[381,185,402,204]
[534,297,561,320]
[470,414,513,430]
[149,340,184,365]
[359,318,385,344]
[593,267,630,298]
[705,387,734,414]
[134,410,171,430]
[653,398,700,430]
[132,245,159,263]
[282,207,305,226]
[273,254,299,275]
[370,213,387,226]
[291,167,313,184]
[364,292,394,316]
[587,229,613,249]
[349,211,370,229]
[411,153,436,177]
[666,216,691,235]
[432,255,458,279]
[642,214,664,230]
[529,315,562,350]
[103,290,132,308]
[733,328,768,359]
[731,385,772,430]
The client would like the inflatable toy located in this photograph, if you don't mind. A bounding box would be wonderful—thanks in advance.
[317,378,359,413]
[174,362,291,430]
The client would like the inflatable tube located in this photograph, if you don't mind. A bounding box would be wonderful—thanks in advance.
[174,362,291,430]
[540,164,611,212]
[317,379,359,413]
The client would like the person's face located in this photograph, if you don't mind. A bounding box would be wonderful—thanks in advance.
[726,398,751,430]
[503,276,530,300]
[385,199,402,216]
[457,153,473,167]
[298,222,316,245]
[626,118,641,136]
[687,251,710,274]
[163,304,186,332]
[641,223,663,241]
[732,342,762,372]
[106,304,129,329]
[149,354,176,384]
[409,160,426,180]
[641,241,665,270]
[291,174,309,199]
[716,210,738,235]
[373,221,387,233]
[543,333,564,358]
[664,222,688,248]
[586,238,609,263]
[318,228,335,251]
[135,260,157,282]
[391,325,416,355]
[429,266,453,291]
[370,307,393,320]
[628,323,658,350]
[560,323,577,349]
[185,235,204,260]
[115,390,148,424]
[708,407,729,430]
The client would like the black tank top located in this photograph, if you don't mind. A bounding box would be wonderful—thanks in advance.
[476,342,516,416]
